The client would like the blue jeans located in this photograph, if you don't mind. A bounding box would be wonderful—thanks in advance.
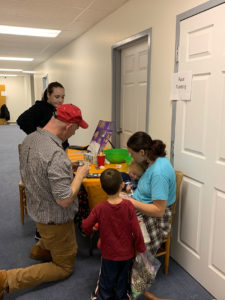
[96,257,133,300]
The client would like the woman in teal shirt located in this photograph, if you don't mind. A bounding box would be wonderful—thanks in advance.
[127,131,176,300]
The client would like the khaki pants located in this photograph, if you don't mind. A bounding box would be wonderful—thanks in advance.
[7,221,77,293]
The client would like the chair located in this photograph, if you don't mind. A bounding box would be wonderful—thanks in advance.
[18,144,27,224]
[155,170,183,275]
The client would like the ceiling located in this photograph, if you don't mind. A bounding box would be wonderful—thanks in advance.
[0,0,128,74]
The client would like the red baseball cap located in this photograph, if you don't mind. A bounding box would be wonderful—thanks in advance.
[56,104,88,129]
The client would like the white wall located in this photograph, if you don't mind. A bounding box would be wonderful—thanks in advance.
[0,75,32,122]
[34,0,207,150]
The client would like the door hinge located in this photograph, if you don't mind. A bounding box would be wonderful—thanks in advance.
[175,44,179,63]
[170,140,174,166]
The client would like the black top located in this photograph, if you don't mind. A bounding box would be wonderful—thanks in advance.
[17,100,69,149]
[0,104,10,121]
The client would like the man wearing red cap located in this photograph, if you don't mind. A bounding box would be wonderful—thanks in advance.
[0,104,90,298]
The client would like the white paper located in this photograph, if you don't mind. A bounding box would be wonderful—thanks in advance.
[1,91,6,96]
[170,71,192,101]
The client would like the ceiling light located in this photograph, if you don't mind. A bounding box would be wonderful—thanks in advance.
[0,68,22,72]
[0,25,61,37]
[0,57,33,61]
[22,70,35,74]
[0,74,18,77]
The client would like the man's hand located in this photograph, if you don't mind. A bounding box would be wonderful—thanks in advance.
[76,164,90,178]
[56,163,90,208]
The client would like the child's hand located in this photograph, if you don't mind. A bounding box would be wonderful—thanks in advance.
[93,223,99,231]
[119,192,130,199]
[126,184,132,193]
[97,238,101,249]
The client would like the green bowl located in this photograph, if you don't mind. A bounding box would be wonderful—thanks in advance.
[104,148,130,163]
[125,156,133,164]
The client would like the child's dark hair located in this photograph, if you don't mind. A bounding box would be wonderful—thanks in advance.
[42,82,64,102]
[100,168,122,195]
[127,131,166,162]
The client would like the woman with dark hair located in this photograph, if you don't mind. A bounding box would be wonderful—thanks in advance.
[17,82,66,140]
[17,81,69,150]
[17,82,68,240]
[126,131,176,300]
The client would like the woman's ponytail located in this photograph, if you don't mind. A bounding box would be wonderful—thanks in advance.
[149,140,166,161]
[41,89,48,102]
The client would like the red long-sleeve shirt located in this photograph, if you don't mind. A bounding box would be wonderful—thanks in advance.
[82,199,146,261]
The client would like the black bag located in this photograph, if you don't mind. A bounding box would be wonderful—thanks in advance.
[0,104,10,121]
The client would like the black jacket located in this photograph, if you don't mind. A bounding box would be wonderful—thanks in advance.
[0,104,10,121]
[17,100,69,149]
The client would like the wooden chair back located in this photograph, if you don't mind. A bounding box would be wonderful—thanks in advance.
[172,170,184,215]
[18,144,27,224]
[155,170,183,274]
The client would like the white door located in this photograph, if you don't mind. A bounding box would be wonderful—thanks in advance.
[172,4,225,300]
[42,74,48,90]
[120,40,148,148]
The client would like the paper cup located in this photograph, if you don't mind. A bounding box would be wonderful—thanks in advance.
[97,154,105,167]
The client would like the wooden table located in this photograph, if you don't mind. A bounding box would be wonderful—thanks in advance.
[67,148,128,210]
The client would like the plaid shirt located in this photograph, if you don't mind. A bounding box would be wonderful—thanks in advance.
[19,128,77,224]
[143,207,172,255]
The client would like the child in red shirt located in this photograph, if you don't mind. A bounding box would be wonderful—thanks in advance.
[82,168,145,300]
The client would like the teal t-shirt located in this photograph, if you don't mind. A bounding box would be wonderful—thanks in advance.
[133,157,176,207]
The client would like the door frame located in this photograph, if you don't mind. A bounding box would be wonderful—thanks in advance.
[170,0,225,164]
[111,28,152,148]
[30,74,35,105]
[42,74,49,90]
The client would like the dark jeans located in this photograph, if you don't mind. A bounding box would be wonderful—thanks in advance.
[97,257,133,300]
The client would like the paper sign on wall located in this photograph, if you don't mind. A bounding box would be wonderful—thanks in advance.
[1,91,7,96]
[170,71,192,101]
